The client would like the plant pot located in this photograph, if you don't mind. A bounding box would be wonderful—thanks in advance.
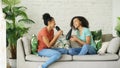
[8,59,16,68]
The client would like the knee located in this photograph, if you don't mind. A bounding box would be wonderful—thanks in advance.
[63,49,68,54]
[83,44,89,48]
[68,49,73,55]
[55,52,61,60]
[82,44,89,50]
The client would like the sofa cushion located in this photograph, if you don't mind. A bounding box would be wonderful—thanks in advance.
[97,42,109,55]
[70,41,81,48]
[22,37,31,55]
[73,54,119,61]
[107,37,120,54]
[25,54,72,62]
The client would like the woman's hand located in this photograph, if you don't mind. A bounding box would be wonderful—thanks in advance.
[70,35,91,46]
[56,30,63,37]
[70,36,78,42]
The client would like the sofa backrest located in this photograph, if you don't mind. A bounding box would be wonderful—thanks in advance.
[20,34,114,56]
[102,34,113,42]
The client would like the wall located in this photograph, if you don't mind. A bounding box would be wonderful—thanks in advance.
[0,1,6,68]
[20,0,112,36]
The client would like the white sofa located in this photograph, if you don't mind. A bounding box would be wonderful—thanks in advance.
[17,34,120,68]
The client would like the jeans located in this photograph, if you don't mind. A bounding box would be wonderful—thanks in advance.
[68,44,96,55]
[38,48,68,68]
[52,48,68,54]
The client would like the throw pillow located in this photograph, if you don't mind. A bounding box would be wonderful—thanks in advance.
[91,29,102,51]
[107,37,120,54]
[97,42,109,55]
[31,34,38,55]
[70,41,82,48]
[53,35,70,49]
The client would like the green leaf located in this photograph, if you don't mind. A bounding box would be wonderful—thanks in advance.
[6,22,13,29]
[13,6,27,11]
[18,19,35,24]
[2,6,10,14]
[15,26,29,38]
[3,6,14,20]
[12,7,28,19]
[96,40,102,51]
[2,0,21,6]
[91,31,96,40]
[91,30,102,40]
[118,17,120,21]
[115,17,120,37]
[6,28,16,43]
[116,31,120,37]
[115,17,120,31]
[96,30,102,40]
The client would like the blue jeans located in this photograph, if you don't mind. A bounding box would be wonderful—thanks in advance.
[38,48,68,68]
[68,44,96,55]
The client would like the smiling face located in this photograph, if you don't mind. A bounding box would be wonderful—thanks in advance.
[73,18,81,29]
[48,19,56,29]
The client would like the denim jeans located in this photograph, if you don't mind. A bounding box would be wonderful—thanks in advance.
[68,44,96,55]
[52,48,68,54]
[38,48,68,68]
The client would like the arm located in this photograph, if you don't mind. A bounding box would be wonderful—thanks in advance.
[43,30,63,48]
[76,36,91,45]
[70,36,91,46]
[71,28,91,46]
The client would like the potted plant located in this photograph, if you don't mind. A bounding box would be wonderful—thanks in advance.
[2,0,35,67]
[115,17,120,37]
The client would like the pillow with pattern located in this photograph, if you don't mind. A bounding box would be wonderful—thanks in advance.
[91,30,102,51]
[31,34,38,55]
[53,35,70,49]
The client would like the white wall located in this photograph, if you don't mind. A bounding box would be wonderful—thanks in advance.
[20,0,112,36]
[0,1,6,68]
[112,0,120,36]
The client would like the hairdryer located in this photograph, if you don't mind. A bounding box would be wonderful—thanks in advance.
[55,26,64,36]
[66,28,72,40]
[55,26,61,31]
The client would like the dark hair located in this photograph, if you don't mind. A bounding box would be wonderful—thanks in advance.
[70,16,89,29]
[43,13,54,26]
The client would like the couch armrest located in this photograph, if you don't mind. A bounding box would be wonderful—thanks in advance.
[17,38,26,68]
[119,49,120,56]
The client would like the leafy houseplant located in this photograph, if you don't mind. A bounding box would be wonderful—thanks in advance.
[115,17,120,37]
[2,0,35,59]
[91,30,102,51]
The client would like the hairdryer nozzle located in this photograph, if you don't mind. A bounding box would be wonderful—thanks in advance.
[55,26,60,31]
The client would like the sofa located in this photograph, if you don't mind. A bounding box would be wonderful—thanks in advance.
[17,34,120,68]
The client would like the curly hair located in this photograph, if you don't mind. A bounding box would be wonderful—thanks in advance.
[70,16,89,29]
